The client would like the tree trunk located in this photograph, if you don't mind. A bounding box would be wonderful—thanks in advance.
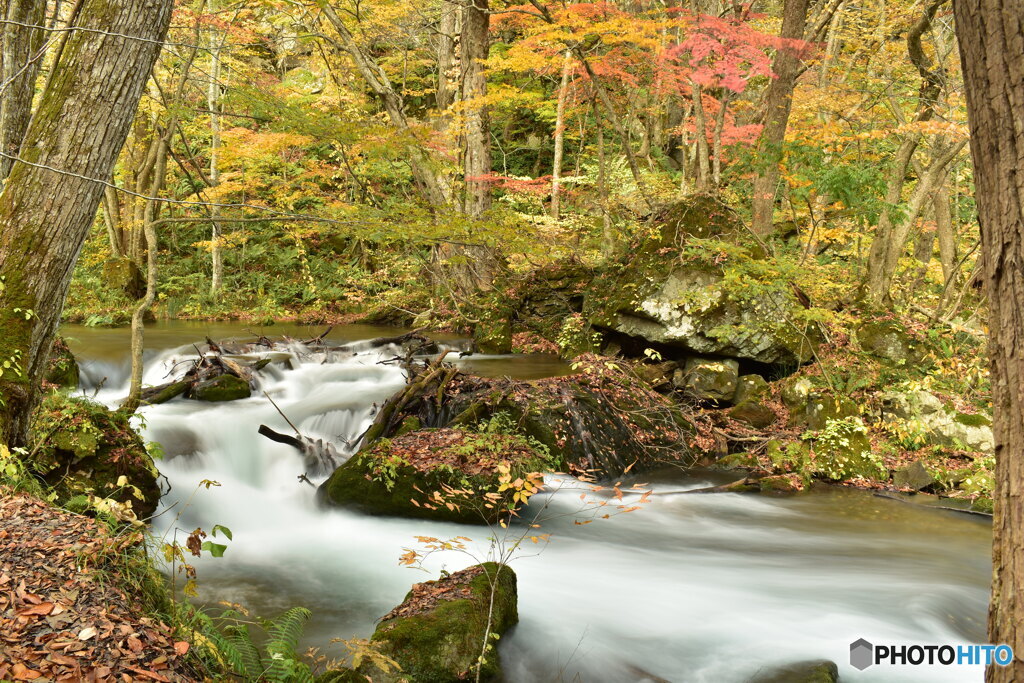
[435,0,459,119]
[750,0,810,235]
[933,168,957,287]
[550,50,572,219]
[691,81,711,191]
[0,0,173,447]
[461,0,491,217]
[0,0,46,181]
[954,3,1024,680]
[208,12,224,298]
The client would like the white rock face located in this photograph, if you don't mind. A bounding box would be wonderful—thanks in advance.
[608,268,809,364]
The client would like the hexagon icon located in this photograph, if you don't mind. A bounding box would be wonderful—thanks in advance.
[850,638,874,670]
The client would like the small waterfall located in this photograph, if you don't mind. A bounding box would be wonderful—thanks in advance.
[77,327,990,682]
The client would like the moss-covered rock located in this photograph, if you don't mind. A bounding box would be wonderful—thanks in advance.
[473,303,513,354]
[188,373,251,402]
[803,394,858,430]
[29,395,160,518]
[734,374,769,404]
[758,474,802,494]
[318,428,553,524]
[360,563,518,682]
[892,460,936,491]
[44,336,80,390]
[584,197,816,365]
[101,257,145,299]
[856,319,922,365]
[728,401,778,428]
[750,659,838,683]
[807,417,884,481]
[674,358,739,401]
[881,390,994,453]
[359,355,696,481]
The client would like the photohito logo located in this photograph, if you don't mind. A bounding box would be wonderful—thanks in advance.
[849,639,1014,670]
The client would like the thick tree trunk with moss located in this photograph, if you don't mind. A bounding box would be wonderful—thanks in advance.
[954,2,1024,680]
[0,0,46,181]
[0,0,172,447]
[461,0,491,217]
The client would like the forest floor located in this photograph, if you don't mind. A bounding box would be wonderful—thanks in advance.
[0,492,197,682]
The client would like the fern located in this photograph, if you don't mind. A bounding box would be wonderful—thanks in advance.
[205,605,314,682]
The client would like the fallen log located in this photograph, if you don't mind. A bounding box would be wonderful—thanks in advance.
[139,380,190,406]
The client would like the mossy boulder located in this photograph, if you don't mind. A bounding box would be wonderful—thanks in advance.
[359,563,518,682]
[101,257,145,299]
[584,197,816,365]
[674,358,739,401]
[807,417,884,481]
[29,395,160,519]
[750,659,838,683]
[188,373,251,402]
[856,319,922,365]
[318,428,553,524]
[728,401,778,428]
[734,374,769,404]
[892,460,936,491]
[44,336,80,390]
[881,390,994,453]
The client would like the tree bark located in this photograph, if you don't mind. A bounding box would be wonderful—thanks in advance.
[954,2,1024,680]
[0,0,173,447]
[208,8,225,298]
[550,50,572,219]
[0,0,46,181]
[461,0,491,217]
[750,0,810,235]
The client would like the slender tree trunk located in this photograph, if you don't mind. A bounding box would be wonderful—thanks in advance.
[933,168,957,286]
[711,91,732,187]
[0,0,172,447]
[0,0,46,181]
[102,183,124,257]
[461,0,491,217]
[596,103,613,256]
[208,15,224,298]
[750,0,810,235]
[320,3,451,206]
[691,81,711,191]
[954,3,1024,680]
[550,50,572,219]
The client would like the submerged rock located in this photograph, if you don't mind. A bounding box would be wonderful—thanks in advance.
[44,336,80,390]
[318,428,552,524]
[29,395,160,519]
[358,563,518,682]
[585,197,815,366]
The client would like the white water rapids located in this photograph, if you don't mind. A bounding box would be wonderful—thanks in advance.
[69,323,990,682]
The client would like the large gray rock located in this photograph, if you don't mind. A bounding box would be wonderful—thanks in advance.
[893,460,936,490]
[603,268,812,364]
[585,196,816,365]
[881,390,994,453]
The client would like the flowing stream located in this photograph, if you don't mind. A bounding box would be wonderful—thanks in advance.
[64,322,992,682]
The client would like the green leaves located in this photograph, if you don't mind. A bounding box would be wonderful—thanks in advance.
[201,541,228,558]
